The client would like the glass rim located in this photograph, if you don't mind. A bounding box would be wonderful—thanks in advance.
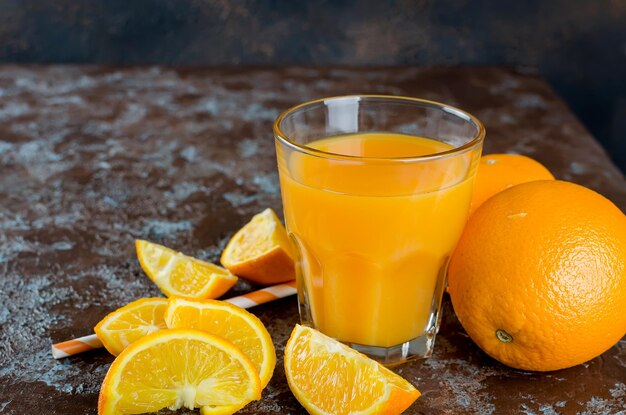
[273,94,486,163]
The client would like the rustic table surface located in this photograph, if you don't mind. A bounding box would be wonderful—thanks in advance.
[0,66,625,415]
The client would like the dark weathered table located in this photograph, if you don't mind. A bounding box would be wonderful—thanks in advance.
[0,66,624,414]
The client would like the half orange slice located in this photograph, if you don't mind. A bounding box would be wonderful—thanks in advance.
[98,329,261,414]
[94,297,167,356]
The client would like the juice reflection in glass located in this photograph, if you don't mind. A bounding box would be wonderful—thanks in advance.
[274,96,484,364]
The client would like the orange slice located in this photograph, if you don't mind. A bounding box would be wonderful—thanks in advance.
[284,325,420,415]
[220,208,295,285]
[98,329,261,415]
[136,239,237,298]
[165,297,276,388]
[94,298,168,356]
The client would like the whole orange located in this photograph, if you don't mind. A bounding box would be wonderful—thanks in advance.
[448,180,626,371]
[470,154,554,215]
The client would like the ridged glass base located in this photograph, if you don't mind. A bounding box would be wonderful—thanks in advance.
[346,330,437,366]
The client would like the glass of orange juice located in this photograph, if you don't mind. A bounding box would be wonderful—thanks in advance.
[274,95,485,365]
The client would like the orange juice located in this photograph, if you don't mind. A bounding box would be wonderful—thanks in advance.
[278,133,474,347]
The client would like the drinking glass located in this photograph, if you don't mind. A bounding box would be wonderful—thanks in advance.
[274,95,485,365]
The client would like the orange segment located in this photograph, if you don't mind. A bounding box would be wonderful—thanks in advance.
[94,298,168,356]
[470,153,554,215]
[164,297,276,388]
[136,240,237,298]
[221,209,295,285]
[284,325,420,415]
[98,329,261,415]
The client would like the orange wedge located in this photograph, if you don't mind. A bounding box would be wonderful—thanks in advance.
[284,325,420,415]
[220,208,295,285]
[164,297,276,388]
[136,240,237,298]
[98,329,261,415]
[94,298,168,356]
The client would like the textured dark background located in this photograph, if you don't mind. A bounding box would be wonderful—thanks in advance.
[1,66,625,414]
[1,0,625,171]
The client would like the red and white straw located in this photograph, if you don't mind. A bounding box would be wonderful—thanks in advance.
[51,280,297,359]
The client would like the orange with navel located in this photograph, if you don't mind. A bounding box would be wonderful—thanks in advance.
[469,153,554,215]
[449,180,626,371]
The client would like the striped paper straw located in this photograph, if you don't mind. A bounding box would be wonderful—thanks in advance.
[225,280,297,308]
[51,280,297,359]
[51,334,104,359]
